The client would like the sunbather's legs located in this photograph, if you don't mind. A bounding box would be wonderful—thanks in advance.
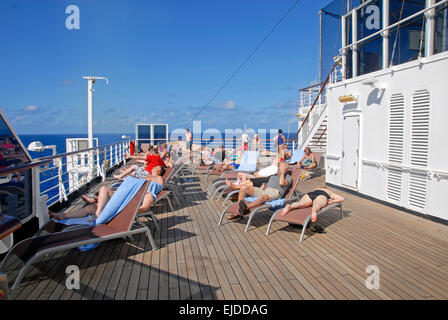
[113,164,137,180]
[237,185,253,202]
[237,172,252,183]
[82,194,98,205]
[279,194,312,216]
[311,196,328,222]
[49,204,97,220]
[94,186,115,217]
[246,194,269,210]
[138,194,155,213]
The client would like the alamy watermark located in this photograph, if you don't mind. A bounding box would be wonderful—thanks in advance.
[365,265,380,290]
[66,5,80,30]
[65,265,80,290]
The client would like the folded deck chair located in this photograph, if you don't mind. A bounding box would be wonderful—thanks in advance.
[217,168,302,232]
[266,201,344,243]
[0,178,154,289]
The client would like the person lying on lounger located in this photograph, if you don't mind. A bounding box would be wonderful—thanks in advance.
[279,186,344,223]
[50,166,166,221]
[226,161,291,220]
[234,156,280,184]
[114,147,166,180]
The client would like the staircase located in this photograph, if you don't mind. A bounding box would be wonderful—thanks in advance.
[294,66,336,154]
[305,116,327,151]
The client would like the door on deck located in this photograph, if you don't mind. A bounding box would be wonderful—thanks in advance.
[341,115,360,189]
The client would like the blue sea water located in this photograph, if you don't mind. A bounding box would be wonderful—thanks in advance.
[19,133,134,159]
[16,131,297,206]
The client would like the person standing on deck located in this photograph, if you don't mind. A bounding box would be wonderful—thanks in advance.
[185,128,193,161]
[241,130,250,151]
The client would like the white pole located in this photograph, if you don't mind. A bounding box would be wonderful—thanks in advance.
[82,76,109,180]
[87,78,94,149]
[383,0,390,69]
[425,0,436,57]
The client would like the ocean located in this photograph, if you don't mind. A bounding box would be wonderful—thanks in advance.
[17,132,297,206]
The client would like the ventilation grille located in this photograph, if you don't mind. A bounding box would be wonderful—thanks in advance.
[388,94,405,164]
[410,90,430,167]
[409,172,427,210]
[387,94,404,202]
[408,89,430,211]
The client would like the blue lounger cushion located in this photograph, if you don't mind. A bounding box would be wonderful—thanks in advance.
[52,176,146,251]
[287,150,305,164]
[237,151,259,172]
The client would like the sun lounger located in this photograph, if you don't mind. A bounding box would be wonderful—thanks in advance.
[287,149,305,165]
[206,151,260,194]
[265,202,344,243]
[205,151,259,182]
[0,178,153,289]
[217,168,302,232]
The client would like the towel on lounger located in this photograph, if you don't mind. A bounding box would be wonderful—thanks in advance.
[244,197,285,211]
[287,150,305,164]
[237,151,259,172]
[52,176,145,251]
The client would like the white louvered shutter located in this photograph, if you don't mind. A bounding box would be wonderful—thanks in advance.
[387,94,405,202]
[408,89,430,210]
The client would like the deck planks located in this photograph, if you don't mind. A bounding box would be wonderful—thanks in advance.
[6,164,448,300]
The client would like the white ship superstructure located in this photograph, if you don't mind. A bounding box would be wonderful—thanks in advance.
[297,0,448,222]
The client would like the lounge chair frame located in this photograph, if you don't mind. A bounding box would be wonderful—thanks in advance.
[1,181,154,289]
[265,202,343,243]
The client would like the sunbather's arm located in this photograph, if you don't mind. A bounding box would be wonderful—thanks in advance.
[328,193,344,204]
[126,154,147,160]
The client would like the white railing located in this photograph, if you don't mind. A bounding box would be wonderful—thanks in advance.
[35,141,130,207]
[297,81,329,148]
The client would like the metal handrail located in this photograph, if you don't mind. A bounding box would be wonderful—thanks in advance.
[291,65,334,143]
[339,0,448,53]
[0,140,129,176]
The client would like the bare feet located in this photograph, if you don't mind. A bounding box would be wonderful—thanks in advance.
[82,195,97,205]
[49,211,65,220]
[225,178,232,187]
[311,209,317,223]
[280,204,291,216]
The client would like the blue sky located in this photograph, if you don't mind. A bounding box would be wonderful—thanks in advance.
[0,0,331,134]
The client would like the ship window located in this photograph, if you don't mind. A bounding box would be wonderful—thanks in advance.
[389,0,425,25]
[153,124,168,144]
[345,13,353,79]
[357,34,383,76]
[389,15,425,65]
[388,0,426,66]
[434,0,448,54]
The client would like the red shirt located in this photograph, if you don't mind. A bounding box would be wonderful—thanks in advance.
[145,154,166,174]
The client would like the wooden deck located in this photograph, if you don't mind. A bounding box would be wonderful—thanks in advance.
[6,167,448,300]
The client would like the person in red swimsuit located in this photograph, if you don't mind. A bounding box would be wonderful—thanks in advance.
[113,147,165,180]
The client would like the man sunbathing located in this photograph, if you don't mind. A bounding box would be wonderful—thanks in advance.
[279,186,344,223]
[50,166,166,221]
[114,147,166,180]
[234,156,280,184]
[226,162,291,220]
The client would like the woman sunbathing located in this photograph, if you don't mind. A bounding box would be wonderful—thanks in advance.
[50,166,165,221]
[279,186,344,223]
